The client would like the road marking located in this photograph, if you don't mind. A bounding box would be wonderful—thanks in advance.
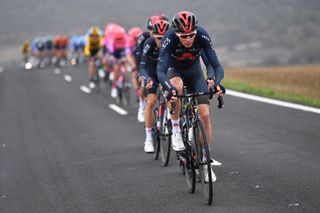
[64,75,72,82]
[109,104,128,115]
[227,90,320,114]
[289,203,300,207]
[80,85,91,94]
[211,159,222,166]
[54,68,61,74]
[2,144,6,148]
[0,67,3,73]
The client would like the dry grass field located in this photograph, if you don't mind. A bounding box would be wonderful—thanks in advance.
[224,65,320,107]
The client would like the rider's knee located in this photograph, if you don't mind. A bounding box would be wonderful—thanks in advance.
[170,77,183,94]
[199,107,210,123]
[146,95,156,107]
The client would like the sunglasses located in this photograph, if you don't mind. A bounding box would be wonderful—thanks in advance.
[177,30,197,40]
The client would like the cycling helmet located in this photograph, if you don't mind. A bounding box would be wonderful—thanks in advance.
[89,26,102,36]
[128,27,143,38]
[153,20,170,36]
[146,15,160,31]
[159,14,169,21]
[172,11,197,33]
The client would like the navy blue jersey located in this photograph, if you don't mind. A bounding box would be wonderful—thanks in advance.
[139,37,160,82]
[157,27,224,90]
[133,31,151,67]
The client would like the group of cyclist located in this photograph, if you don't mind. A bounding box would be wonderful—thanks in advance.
[21,35,71,68]
[21,10,225,183]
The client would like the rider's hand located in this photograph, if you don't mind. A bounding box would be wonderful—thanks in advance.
[207,78,215,88]
[167,87,178,102]
[138,76,143,83]
[145,78,153,89]
[215,85,224,96]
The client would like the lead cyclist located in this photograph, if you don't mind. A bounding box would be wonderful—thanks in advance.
[157,11,224,182]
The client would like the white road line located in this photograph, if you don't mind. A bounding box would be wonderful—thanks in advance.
[80,85,91,94]
[227,90,320,114]
[54,68,61,74]
[0,67,3,73]
[211,159,222,166]
[2,144,6,148]
[109,104,128,115]
[64,75,72,82]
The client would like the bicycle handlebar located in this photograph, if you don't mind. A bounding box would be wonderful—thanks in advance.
[170,85,226,114]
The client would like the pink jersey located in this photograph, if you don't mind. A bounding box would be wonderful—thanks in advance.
[104,23,127,53]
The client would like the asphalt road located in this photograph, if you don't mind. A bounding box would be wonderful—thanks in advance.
[0,63,319,213]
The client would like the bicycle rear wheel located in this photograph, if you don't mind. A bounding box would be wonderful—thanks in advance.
[153,108,160,159]
[194,120,213,205]
[160,107,171,166]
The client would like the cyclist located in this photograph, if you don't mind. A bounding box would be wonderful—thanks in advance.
[139,20,170,153]
[126,27,143,100]
[70,34,80,65]
[106,25,127,98]
[135,15,167,123]
[45,35,54,65]
[21,39,30,63]
[157,11,224,181]
[84,26,103,89]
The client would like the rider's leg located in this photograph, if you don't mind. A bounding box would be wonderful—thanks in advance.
[145,93,156,140]
[198,104,212,147]
[89,57,95,81]
[168,76,185,151]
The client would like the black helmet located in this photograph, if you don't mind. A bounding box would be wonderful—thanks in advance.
[153,20,170,35]
[146,15,160,31]
[172,11,198,33]
[159,14,169,21]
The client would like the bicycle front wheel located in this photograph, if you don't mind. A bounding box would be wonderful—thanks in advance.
[194,120,213,205]
[160,108,171,166]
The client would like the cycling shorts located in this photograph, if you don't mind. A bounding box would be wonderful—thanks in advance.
[167,60,209,105]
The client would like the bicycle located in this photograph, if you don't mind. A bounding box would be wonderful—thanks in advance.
[115,59,131,106]
[89,57,103,93]
[152,85,172,166]
[172,85,225,205]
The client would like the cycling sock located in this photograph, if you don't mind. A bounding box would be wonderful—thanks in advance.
[171,119,181,133]
[139,97,145,109]
[146,128,153,141]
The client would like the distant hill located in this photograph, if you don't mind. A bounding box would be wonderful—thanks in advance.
[0,0,319,66]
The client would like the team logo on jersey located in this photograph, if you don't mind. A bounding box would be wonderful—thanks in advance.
[177,52,197,61]
[162,38,171,49]
[143,44,150,55]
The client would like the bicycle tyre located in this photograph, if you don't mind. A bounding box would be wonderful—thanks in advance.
[153,108,160,159]
[194,120,213,205]
[160,108,171,166]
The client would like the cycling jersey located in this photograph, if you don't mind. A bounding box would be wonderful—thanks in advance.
[84,34,102,57]
[21,42,30,54]
[157,27,224,90]
[104,26,127,59]
[134,31,151,72]
[139,37,160,94]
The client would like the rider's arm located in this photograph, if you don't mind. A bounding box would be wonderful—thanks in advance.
[134,33,147,69]
[157,37,174,91]
[200,50,215,80]
[199,28,224,86]
[139,39,152,82]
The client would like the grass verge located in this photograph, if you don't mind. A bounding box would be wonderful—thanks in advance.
[223,79,320,108]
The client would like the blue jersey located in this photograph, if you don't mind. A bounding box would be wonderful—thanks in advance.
[139,37,159,81]
[134,31,151,71]
[157,27,224,90]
